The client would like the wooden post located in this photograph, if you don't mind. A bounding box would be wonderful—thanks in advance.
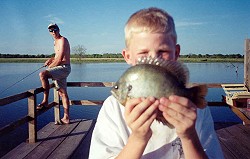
[244,39,250,90]
[28,89,37,143]
[54,88,62,124]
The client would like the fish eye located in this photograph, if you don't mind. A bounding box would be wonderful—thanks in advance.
[127,85,132,91]
[114,85,118,89]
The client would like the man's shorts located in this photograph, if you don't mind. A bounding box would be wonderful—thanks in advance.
[46,64,71,91]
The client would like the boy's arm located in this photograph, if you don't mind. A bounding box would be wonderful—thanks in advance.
[180,132,208,159]
[116,97,158,159]
[159,95,208,159]
[89,96,158,159]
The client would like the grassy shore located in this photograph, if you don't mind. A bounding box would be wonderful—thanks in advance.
[0,57,244,63]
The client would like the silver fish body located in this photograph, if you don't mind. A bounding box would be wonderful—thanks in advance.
[111,57,207,127]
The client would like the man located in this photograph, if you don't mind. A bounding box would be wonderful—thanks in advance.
[37,23,71,124]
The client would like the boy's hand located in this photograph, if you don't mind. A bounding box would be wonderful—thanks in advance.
[124,97,158,142]
[158,95,197,139]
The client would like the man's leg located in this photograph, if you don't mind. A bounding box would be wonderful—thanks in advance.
[58,88,70,124]
[38,70,52,107]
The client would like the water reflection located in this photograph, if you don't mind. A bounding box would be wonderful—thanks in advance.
[0,62,244,123]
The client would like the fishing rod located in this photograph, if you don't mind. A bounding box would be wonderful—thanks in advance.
[0,65,46,95]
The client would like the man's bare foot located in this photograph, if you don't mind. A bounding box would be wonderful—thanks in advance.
[61,118,70,124]
[36,102,48,110]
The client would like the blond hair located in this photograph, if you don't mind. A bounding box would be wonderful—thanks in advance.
[125,7,177,48]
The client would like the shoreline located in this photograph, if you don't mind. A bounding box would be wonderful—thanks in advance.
[0,57,244,63]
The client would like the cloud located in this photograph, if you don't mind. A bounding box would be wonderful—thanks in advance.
[176,21,205,28]
[44,14,64,24]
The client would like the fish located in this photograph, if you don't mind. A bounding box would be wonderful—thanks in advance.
[111,56,208,128]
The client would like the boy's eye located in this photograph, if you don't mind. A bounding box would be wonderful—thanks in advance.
[159,50,170,54]
[138,52,148,56]
[160,52,173,60]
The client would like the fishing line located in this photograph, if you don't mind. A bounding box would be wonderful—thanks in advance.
[0,65,46,95]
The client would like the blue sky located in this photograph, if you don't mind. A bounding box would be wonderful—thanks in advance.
[0,0,250,55]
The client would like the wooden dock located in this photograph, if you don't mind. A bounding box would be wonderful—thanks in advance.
[215,123,250,159]
[1,119,95,159]
[1,120,250,159]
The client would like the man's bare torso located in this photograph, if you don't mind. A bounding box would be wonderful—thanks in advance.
[54,36,70,65]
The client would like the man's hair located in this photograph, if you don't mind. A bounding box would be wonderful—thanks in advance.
[48,23,59,30]
[125,7,177,48]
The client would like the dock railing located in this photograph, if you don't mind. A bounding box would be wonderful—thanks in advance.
[0,82,248,144]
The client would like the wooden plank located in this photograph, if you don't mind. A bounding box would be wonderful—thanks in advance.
[238,108,250,119]
[221,84,245,87]
[67,82,115,87]
[218,140,236,159]
[232,92,250,98]
[0,91,32,106]
[53,89,61,125]
[69,100,104,105]
[237,123,250,133]
[23,120,80,159]
[216,127,248,159]
[2,122,60,159]
[205,83,223,88]
[230,107,250,125]
[28,90,37,143]
[70,120,96,159]
[47,119,94,159]
[0,84,54,106]
[223,87,248,91]
[225,125,250,151]
[244,39,250,90]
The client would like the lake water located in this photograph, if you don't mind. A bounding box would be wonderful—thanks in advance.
[0,62,244,156]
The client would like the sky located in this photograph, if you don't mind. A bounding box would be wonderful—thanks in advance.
[0,0,250,55]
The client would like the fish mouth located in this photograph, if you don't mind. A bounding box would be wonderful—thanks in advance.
[110,90,118,99]
[111,89,126,106]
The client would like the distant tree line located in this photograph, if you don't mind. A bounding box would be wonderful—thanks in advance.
[181,53,243,58]
[0,53,243,59]
[0,53,52,58]
[0,53,123,58]
[1,44,243,59]
[84,53,123,58]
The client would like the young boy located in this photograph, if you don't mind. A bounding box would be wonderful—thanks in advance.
[89,7,224,159]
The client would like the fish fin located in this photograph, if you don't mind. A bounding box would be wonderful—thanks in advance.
[137,56,189,85]
[189,84,208,109]
[156,116,175,129]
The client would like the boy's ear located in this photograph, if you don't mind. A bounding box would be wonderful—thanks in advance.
[122,49,133,65]
[175,44,180,60]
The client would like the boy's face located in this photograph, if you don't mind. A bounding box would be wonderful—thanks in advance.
[122,32,180,66]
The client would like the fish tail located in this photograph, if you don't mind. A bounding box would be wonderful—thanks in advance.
[189,84,208,109]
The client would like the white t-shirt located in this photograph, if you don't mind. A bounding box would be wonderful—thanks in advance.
[89,95,224,159]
